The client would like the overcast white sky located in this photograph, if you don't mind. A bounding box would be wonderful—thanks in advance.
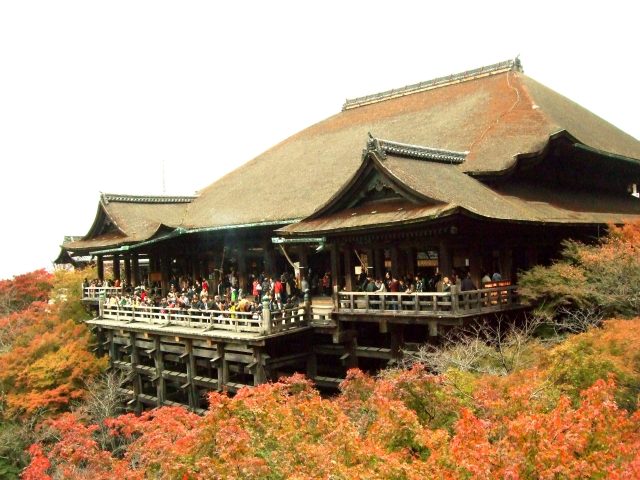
[0,1,638,280]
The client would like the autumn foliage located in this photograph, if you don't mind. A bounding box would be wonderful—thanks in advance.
[519,220,640,320]
[23,317,640,479]
[0,269,105,478]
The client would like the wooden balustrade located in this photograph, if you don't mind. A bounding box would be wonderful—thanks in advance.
[83,286,123,299]
[99,303,309,337]
[95,285,518,337]
[337,285,519,316]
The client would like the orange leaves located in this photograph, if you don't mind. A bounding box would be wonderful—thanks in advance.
[0,269,53,315]
[0,271,106,418]
[0,316,106,416]
[23,366,640,479]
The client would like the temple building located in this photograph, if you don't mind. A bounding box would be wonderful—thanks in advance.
[61,59,640,411]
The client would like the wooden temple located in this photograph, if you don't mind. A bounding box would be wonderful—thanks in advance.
[62,58,640,411]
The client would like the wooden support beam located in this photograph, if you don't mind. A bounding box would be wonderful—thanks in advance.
[124,254,132,287]
[132,253,140,287]
[129,332,142,414]
[216,343,229,391]
[252,347,267,386]
[343,245,353,291]
[97,255,104,282]
[153,337,166,406]
[183,339,198,410]
[113,254,121,281]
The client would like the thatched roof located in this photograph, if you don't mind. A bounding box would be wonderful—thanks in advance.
[279,145,640,236]
[63,193,194,253]
[182,59,640,230]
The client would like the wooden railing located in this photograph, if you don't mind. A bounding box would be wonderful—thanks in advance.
[337,285,519,316]
[83,286,123,299]
[99,302,308,336]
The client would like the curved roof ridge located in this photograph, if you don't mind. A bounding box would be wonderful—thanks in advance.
[343,57,522,111]
[102,193,196,204]
[367,133,468,164]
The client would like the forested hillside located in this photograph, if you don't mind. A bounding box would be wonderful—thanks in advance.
[2,222,640,479]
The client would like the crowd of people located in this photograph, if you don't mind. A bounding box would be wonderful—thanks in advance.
[84,271,305,319]
[355,270,503,294]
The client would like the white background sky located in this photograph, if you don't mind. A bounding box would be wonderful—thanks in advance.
[0,1,638,280]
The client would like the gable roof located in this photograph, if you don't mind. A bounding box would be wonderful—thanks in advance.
[63,193,194,253]
[278,136,640,237]
[182,59,640,231]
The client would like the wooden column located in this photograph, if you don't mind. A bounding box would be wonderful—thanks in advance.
[129,332,142,414]
[124,254,132,287]
[214,343,229,391]
[438,240,453,277]
[263,242,276,276]
[191,257,199,281]
[131,253,140,287]
[153,337,166,406]
[252,347,267,386]
[184,339,198,410]
[113,254,121,281]
[343,246,353,291]
[297,246,309,284]
[374,248,385,279]
[329,243,341,306]
[237,245,247,294]
[390,324,405,363]
[97,255,104,281]
[468,248,482,287]
[161,255,171,296]
[500,247,513,282]
[364,248,375,277]
[406,247,416,278]
[108,330,117,368]
[390,246,400,278]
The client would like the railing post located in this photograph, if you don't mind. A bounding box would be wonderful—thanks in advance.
[262,295,272,335]
[98,295,105,318]
[450,285,459,312]
[304,290,311,324]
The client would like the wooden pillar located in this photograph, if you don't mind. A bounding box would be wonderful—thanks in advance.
[374,248,385,279]
[390,246,400,278]
[406,247,416,278]
[469,248,482,288]
[131,253,140,287]
[107,330,117,368]
[124,254,132,287]
[161,255,171,296]
[297,246,309,285]
[500,247,513,282]
[237,245,247,294]
[154,337,165,406]
[390,324,404,363]
[364,248,375,277]
[214,343,229,391]
[184,339,198,410]
[343,246,353,291]
[113,254,121,281]
[252,347,267,386]
[306,354,317,380]
[191,257,199,281]
[97,255,104,281]
[330,243,340,306]
[438,240,453,277]
[263,242,276,276]
[129,332,142,414]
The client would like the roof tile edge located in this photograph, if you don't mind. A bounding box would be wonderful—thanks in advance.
[102,193,197,204]
[366,134,468,164]
[343,57,523,111]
